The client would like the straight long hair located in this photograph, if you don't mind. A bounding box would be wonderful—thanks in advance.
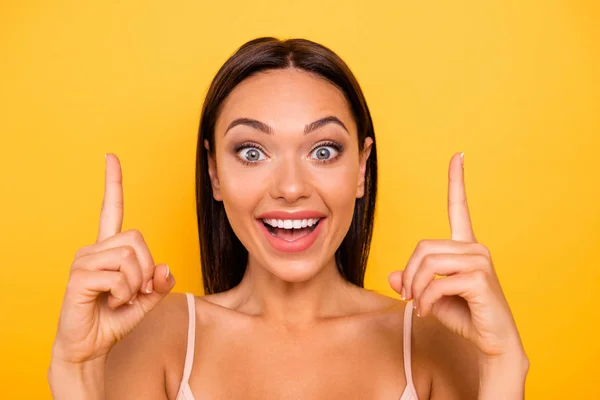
[196,37,378,294]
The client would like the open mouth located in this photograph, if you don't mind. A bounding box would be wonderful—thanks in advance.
[261,218,322,242]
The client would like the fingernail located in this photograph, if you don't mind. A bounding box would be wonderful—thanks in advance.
[401,287,406,301]
[145,280,153,294]
[460,152,464,165]
[165,264,170,279]
[127,299,135,305]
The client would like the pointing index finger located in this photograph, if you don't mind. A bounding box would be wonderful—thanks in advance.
[448,152,476,242]
[97,153,124,243]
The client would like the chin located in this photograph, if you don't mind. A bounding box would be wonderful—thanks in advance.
[265,260,325,283]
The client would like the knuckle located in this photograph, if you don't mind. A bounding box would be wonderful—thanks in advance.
[472,270,488,286]
[475,253,490,267]
[475,243,491,258]
[70,252,91,271]
[70,258,82,271]
[114,280,131,300]
[421,253,437,270]
[125,229,143,242]
[416,239,429,252]
[115,271,129,287]
[415,239,435,258]
[120,245,137,260]
[74,245,91,260]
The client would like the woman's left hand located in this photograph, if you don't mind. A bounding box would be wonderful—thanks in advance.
[388,152,524,360]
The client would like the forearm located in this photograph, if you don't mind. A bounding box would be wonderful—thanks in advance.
[48,356,107,400]
[478,351,529,400]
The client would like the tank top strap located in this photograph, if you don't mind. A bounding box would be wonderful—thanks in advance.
[181,292,197,385]
[403,300,417,391]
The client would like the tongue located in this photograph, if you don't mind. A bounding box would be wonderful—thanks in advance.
[273,227,312,241]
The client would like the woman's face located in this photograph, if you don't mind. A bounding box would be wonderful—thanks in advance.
[206,68,373,283]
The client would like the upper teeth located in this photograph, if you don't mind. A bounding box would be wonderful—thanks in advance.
[262,218,320,229]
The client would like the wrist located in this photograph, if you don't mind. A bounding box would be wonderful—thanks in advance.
[48,357,107,400]
[478,348,529,400]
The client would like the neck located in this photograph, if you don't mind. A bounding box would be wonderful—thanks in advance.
[230,255,359,326]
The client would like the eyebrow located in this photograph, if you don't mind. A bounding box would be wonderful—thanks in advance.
[224,116,348,136]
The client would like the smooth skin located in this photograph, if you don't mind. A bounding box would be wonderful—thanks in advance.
[48,69,528,399]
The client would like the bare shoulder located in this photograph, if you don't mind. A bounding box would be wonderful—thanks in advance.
[350,287,408,325]
[105,292,190,399]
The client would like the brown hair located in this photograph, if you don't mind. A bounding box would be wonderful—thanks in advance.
[196,37,378,294]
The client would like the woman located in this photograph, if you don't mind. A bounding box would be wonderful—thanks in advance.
[48,37,529,399]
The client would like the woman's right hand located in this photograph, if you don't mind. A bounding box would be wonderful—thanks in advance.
[50,153,175,366]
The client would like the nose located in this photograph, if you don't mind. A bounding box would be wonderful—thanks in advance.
[270,156,312,203]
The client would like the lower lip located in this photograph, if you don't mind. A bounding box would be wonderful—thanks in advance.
[257,219,324,253]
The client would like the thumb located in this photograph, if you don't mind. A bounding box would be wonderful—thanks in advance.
[388,270,404,296]
[152,264,175,294]
[138,264,175,310]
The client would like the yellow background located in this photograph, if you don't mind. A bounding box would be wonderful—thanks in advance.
[1,1,598,398]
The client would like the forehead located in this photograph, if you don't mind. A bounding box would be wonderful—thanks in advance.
[216,68,356,134]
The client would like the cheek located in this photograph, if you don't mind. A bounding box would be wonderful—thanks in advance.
[217,147,268,199]
[311,161,360,221]
[217,158,268,234]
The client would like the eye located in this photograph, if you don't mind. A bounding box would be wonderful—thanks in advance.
[309,142,342,162]
[236,144,267,163]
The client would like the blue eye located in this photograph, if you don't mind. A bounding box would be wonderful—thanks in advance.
[309,143,341,162]
[237,146,267,163]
